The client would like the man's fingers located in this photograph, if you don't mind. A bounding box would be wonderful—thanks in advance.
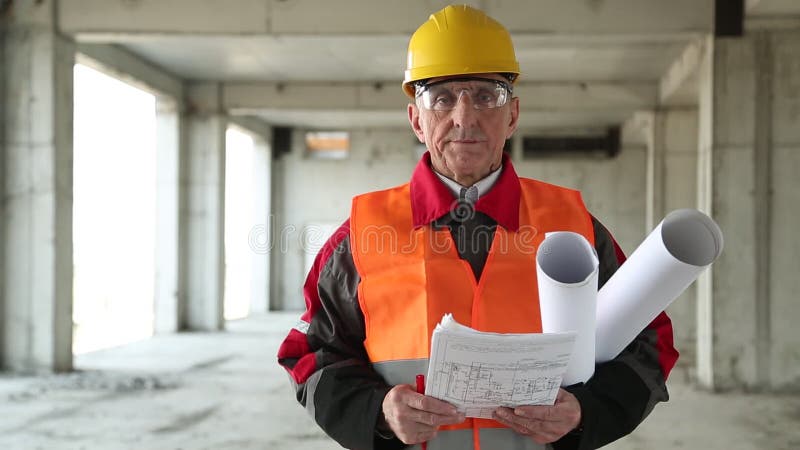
[513,405,556,421]
[412,393,460,416]
[521,419,563,436]
[492,410,534,436]
[410,410,439,427]
[493,407,527,431]
[493,414,559,443]
[383,384,465,444]
[400,386,463,425]
[493,406,576,445]
[513,390,581,424]
[410,408,465,427]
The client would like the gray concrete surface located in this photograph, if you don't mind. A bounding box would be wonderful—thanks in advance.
[1,312,798,450]
[3,0,76,373]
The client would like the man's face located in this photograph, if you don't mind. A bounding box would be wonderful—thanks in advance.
[408,73,520,186]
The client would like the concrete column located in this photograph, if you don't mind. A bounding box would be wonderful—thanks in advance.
[765,29,800,390]
[0,11,6,368]
[269,138,287,311]
[697,29,800,391]
[154,98,184,332]
[696,35,716,388]
[1,0,75,372]
[183,83,226,330]
[645,109,700,360]
[250,135,271,314]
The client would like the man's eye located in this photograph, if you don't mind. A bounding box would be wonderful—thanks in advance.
[433,94,454,106]
[476,90,496,103]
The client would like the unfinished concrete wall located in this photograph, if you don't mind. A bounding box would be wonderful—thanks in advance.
[2,1,75,372]
[699,30,800,391]
[272,128,417,310]
[510,132,648,255]
[0,15,6,366]
[767,30,800,390]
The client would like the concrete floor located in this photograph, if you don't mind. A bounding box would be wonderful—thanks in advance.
[0,313,798,450]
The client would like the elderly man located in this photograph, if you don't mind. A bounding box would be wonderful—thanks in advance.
[278,5,677,449]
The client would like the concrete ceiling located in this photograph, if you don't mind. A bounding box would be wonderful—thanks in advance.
[61,0,800,130]
[117,35,690,84]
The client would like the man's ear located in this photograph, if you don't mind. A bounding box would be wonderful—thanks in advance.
[506,97,520,139]
[408,103,426,143]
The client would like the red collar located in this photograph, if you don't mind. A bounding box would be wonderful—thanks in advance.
[409,152,521,231]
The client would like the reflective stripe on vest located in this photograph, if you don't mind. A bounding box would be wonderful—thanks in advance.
[351,178,594,449]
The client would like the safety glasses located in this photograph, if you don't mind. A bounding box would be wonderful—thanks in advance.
[415,77,513,111]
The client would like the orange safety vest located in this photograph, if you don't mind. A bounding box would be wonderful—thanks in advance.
[350,178,594,450]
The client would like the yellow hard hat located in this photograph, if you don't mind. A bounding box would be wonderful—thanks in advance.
[402,5,520,98]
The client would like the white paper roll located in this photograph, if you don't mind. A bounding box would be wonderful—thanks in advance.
[536,231,599,386]
[595,209,724,362]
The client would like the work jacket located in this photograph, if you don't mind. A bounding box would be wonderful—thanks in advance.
[278,152,678,450]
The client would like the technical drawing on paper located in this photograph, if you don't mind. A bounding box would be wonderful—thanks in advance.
[441,360,560,404]
[424,315,576,419]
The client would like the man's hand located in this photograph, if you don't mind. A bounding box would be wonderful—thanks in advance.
[492,388,582,444]
[382,384,465,444]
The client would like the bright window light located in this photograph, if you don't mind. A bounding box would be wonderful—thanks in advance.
[72,63,157,354]
[224,127,257,321]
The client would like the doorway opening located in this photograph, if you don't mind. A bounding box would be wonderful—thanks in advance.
[224,126,259,320]
[72,63,157,354]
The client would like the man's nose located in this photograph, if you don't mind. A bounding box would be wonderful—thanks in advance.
[450,91,478,128]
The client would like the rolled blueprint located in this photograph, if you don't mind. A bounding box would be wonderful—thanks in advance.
[595,209,724,362]
[536,232,599,386]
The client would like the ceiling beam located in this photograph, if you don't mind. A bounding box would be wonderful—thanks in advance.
[60,0,713,39]
[222,81,657,112]
[659,39,705,107]
[224,81,656,129]
[76,43,184,100]
[233,108,637,130]
[227,115,272,140]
